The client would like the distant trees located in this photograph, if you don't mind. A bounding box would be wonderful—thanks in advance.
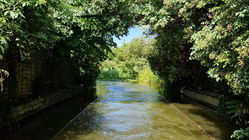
[98,37,153,80]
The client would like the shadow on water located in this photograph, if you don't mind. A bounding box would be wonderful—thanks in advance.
[1,81,231,139]
[173,101,232,140]
[52,81,231,140]
[0,87,96,140]
[52,102,106,139]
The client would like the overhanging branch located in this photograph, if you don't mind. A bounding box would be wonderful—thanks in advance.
[78,13,192,27]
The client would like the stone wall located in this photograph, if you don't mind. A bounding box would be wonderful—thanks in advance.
[181,89,220,108]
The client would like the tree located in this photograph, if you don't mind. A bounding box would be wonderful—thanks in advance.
[99,37,153,80]
[0,0,136,86]
[137,0,249,138]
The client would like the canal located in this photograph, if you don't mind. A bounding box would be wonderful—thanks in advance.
[52,81,231,140]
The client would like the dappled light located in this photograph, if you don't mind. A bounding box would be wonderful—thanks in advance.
[0,0,248,139]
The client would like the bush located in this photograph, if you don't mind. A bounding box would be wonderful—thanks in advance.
[98,70,120,80]
[137,66,165,95]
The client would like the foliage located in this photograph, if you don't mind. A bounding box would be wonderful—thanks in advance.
[0,0,136,120]
[98,69,120,80]
[98,37,153,80]
[0,0,138,88]
[231,126,249,140]
[137,66,164,94]
[1,0,249,137]
[136,0,249,137]
[0,69,9,92]
[137,0,211,99]
[0,0,136,64]
[191,0,249,96]
[189,0,249,134]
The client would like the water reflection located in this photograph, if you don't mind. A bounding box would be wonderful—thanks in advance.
[53,81,230,140]
[1,93,91,140]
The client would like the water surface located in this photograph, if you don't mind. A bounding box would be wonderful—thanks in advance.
[53,81,230,140]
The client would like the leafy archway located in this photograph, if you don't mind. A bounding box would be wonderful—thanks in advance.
[1,0,248,138]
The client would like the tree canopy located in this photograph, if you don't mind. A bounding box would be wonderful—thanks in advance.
[1,0,248,139]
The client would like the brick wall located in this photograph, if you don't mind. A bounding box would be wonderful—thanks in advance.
[0,59,42,97]
[15,62,42,97]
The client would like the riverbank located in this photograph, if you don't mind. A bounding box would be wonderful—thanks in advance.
[0,85,96,140]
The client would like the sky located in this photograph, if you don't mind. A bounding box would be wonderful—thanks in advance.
[113,27,145,47]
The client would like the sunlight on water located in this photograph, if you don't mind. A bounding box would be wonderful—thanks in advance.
[52,81,230,140]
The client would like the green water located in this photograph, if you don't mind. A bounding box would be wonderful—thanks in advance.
[52,81,230,140]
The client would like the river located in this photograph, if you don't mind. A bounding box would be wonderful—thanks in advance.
[52,81,231,140]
